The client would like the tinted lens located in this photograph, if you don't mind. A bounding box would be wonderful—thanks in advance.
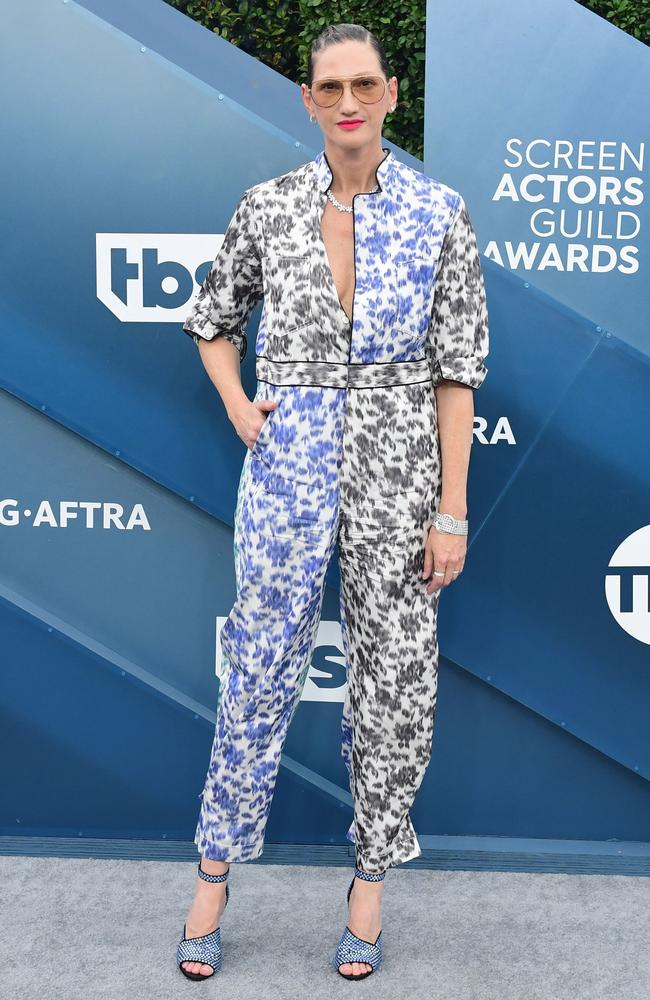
[312,80,344,107]
[352,77,385,103]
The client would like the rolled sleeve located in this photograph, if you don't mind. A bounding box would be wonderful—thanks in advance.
[428,196,489,389]
[183,188,263,361]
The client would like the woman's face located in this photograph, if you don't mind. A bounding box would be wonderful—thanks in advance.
[301,40,397,152]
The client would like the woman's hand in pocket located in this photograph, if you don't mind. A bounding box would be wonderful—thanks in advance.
[230,399,279,450]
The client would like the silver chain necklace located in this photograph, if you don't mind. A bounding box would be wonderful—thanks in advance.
[326,184,380,213]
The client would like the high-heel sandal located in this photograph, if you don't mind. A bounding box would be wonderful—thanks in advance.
[177,860,230,980]
[334,866,385,980]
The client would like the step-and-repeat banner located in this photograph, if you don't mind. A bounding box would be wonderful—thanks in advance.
[1,0,648,849]
[424,0,649,837]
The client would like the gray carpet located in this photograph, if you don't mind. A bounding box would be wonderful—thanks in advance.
[2,856,648,1000]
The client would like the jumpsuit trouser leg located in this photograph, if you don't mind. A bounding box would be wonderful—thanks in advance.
[194,442,340,862]
[337,492,441,874]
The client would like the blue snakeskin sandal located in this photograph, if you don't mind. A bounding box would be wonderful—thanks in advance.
[334,866,385,980]
[177,860,230,981]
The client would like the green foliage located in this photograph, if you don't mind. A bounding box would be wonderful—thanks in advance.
[165,0,649,161]
[164,0,426,159]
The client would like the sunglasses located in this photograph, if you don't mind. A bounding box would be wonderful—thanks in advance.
[308,75,387,108]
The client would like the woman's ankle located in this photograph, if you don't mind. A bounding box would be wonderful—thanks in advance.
[199,857,230,876]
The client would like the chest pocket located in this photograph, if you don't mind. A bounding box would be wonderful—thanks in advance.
[262,254,313,334]
[395,257,438,340]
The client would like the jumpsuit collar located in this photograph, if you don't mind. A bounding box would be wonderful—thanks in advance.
[313,146,395,196]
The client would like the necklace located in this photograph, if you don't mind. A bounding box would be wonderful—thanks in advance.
[326,184,380,213]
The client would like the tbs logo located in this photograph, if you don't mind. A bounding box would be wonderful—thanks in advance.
[96,234,222,322]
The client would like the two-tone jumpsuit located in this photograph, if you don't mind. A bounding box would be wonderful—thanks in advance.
[183,147,489,873]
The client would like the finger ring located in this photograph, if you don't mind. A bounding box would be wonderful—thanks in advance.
[433,571,445,577]
[453,571,460,576]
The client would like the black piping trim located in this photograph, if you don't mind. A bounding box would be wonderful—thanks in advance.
[321,146,390,197]
[256,378,432,389]
[321,146,392,354]
[255,355,427,366]
[256,355,347,365]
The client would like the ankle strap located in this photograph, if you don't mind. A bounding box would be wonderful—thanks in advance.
[354,866,385,883]
[197,861,229,883]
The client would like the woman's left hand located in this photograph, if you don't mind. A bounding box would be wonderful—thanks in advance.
[422,525,466,594]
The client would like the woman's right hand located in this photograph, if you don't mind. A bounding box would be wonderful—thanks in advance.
[230,398,279,450]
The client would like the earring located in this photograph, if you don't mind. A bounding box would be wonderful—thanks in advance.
[310,113,316,123]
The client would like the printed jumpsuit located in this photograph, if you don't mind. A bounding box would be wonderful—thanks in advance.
[183,147,489,873]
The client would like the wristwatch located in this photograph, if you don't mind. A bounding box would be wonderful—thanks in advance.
[434,512,468,535]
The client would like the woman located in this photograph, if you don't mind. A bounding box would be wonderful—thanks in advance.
[177,22,489,983]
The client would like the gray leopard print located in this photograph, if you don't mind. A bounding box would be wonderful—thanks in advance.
[185,147,489,872]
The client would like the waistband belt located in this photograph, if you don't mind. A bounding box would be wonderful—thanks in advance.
[255,357,432,389]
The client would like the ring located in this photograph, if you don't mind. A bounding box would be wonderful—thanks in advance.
[433,571,445,577]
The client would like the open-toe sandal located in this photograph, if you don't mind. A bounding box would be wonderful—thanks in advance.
[334,866,385,980]
[177,861,230,981]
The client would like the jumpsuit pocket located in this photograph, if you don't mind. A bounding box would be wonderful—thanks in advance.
[262,254,313,334]
[339,492,430,583]
[340,521,428,584]
[250,398,281,462]
[256,472,336,545]
[396,257,437,339]
[247,453,271,501]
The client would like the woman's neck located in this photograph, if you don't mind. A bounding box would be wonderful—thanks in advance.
[324,143,387,199]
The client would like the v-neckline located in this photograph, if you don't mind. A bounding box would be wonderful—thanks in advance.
[311,147,390,332]
[316,199,353,329]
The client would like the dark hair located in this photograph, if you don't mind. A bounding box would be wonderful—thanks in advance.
[306,23,391,87]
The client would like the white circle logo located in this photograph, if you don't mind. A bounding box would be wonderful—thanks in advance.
[605,526,650,645]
